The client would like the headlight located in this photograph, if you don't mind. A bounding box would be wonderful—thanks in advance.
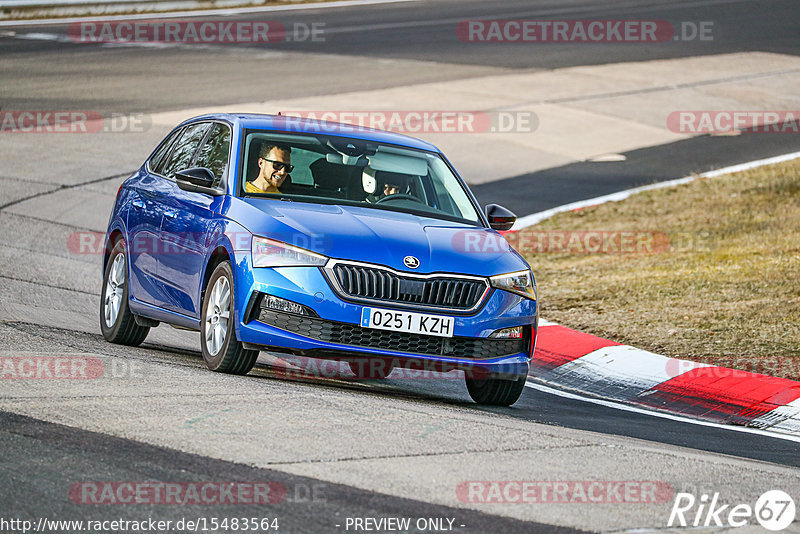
[252,236,328,268]
[490,269,536,300]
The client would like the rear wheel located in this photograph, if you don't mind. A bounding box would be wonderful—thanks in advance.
[465,375,527,406]
[201,261,258,375]
[100,238,149,346]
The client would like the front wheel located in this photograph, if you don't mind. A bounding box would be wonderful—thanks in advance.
[465,375,527,406]
[201,261,258,375]
[100,238,149,346]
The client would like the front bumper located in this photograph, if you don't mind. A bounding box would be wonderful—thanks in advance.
[233,256,537,379]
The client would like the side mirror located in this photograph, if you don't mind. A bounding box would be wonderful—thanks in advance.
[175,167,223,196]
[485,204,516,231]
[176,167,215,188]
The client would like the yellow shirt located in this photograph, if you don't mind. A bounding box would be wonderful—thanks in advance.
[245,181,280,194]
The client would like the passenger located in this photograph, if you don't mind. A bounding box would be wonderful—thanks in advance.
[246,143,293,194]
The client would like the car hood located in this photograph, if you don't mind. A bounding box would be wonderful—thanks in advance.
[230,199,528,276]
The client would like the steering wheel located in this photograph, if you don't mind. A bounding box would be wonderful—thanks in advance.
[376,193,422,204]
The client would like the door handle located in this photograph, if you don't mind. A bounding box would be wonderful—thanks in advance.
[164,210,177,219]
[132,198,144,209]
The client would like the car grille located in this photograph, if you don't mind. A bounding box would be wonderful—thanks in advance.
[327,262,488,312]
[257,310,527,360]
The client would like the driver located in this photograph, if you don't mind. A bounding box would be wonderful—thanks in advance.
[246,143,293,194]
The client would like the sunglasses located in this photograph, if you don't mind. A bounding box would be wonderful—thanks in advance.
[263,158,294,173]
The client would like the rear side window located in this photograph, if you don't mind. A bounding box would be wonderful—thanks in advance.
[149,127,183,174]
[161,123,210,179]
[194,123,231,187]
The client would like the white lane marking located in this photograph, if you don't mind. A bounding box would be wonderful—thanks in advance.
[10,31,66,40]
[512,150,800,230]
[0,0,418,26]
[587,153,627,162]
[537,319,559,327]
[6,30,291,52]
[544,345,711,396]
[525,381,800,443]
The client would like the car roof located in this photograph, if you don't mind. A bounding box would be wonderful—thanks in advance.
[182,113,441,152]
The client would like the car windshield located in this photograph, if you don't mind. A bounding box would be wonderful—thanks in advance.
[239,131,482,225]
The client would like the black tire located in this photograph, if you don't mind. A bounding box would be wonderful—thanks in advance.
[465,375,527,406]
[201,261,258,375]
[348,359,394,379]
[100,238,150,346]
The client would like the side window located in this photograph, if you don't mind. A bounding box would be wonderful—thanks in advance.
[194,123,231,187]
[149,127,183,174]
[161,123,210,179]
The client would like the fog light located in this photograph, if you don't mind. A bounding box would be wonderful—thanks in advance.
[490,326,524,339]
[262,295,308,316]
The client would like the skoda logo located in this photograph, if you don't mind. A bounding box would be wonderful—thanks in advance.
[403,256,420,269]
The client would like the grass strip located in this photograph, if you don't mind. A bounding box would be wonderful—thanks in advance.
[518,159,800,380]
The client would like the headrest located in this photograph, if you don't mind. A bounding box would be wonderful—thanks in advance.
[310,158,349,189]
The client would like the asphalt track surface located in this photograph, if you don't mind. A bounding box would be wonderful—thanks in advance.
[1,0,800,532]
[472,127,800,215]
[2,0,800,112]
[1,411,574,534]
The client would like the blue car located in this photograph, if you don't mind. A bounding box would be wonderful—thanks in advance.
[100,113,537,405]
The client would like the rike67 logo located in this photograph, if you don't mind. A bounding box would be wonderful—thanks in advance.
[668,490,796,531]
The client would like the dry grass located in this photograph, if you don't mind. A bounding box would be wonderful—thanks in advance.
[518,159,800,380]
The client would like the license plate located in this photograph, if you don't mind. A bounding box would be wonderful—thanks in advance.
[360,307,454,338]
